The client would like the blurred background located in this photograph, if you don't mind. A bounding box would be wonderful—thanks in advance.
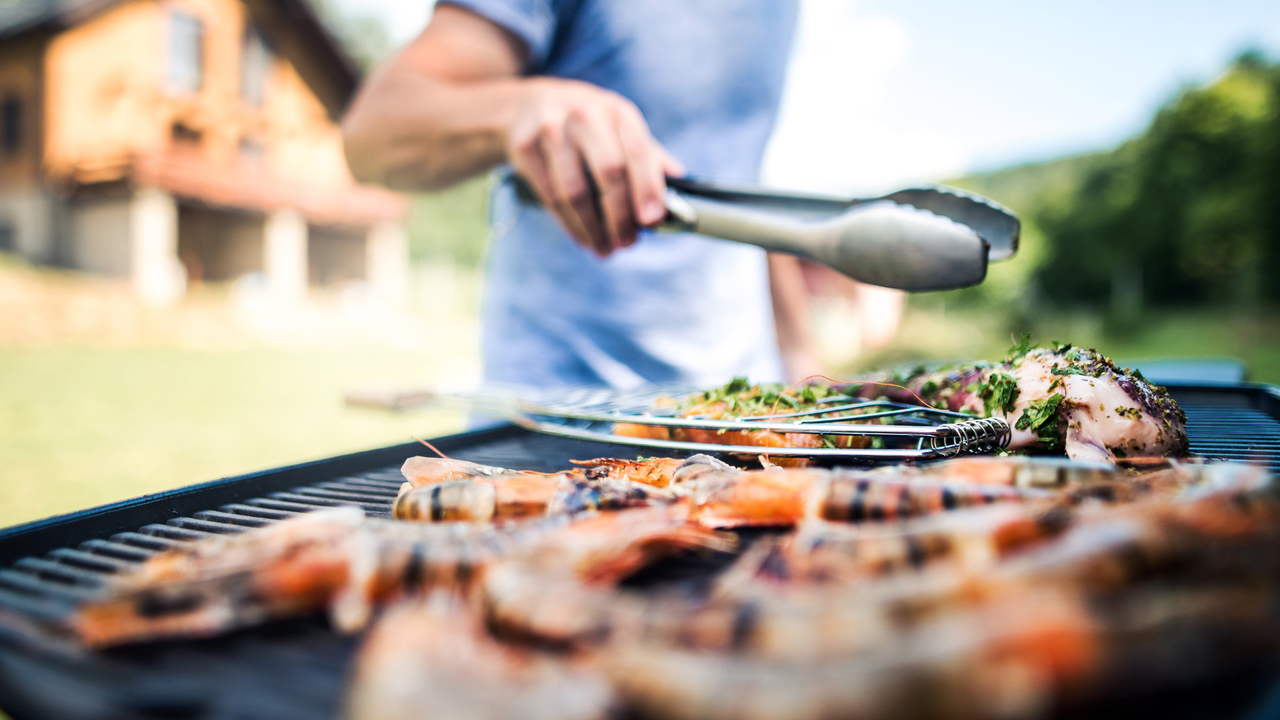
[1,0,1279,527]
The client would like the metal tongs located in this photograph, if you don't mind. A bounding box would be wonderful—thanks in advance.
[512,174,1019,292]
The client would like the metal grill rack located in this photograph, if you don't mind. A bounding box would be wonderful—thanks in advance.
[0,383,1279,719]
[0,469,404,625]
[508,383,1013,459]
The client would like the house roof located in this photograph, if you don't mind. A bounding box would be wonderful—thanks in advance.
[0,0,361,121]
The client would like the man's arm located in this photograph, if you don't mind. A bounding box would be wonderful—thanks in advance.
[341,5,683,257]
[768,254,823,383]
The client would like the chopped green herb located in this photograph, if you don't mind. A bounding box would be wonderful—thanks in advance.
[979,373,1020,416]
[1006,334,1036,361]
[1015,393,1065,448]
[1050,366,1087,376]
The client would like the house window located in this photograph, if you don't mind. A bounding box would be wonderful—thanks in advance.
[241,26,271,107]
[167,10,204,95]
[171,121,203,147]
[2,97,20,154]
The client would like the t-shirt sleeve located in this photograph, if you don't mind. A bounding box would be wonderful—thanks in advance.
[437,0,559,69]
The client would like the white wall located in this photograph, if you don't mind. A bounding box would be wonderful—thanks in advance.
[69,195,132,276]
[130,187,185,305]
[0,189,54,262]
[366,221,407,304]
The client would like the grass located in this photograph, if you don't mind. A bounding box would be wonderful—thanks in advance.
[0,346,465,528]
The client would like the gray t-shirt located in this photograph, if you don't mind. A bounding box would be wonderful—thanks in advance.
[447,0,798,389]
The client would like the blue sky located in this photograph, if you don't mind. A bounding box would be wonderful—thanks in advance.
[339,0,1280,193]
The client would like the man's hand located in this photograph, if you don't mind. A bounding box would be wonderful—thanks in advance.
[506,79,685,256]
[342,5,683,257]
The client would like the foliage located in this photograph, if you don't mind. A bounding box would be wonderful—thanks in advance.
[948,51,1280,312]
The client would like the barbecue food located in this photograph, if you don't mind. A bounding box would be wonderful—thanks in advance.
[684,463,1035,528]
[394,457,684,522]
[71,508,573,646]
[62,450,1280,720]
[481,504,736,646]
[346,593,612,720]
[393,470,671,522]
[613,377,869,457]
[615,340,1188,463]
[863,340,1188,462]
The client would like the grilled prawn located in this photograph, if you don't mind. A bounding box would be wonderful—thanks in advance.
[393,470,672,522]
[482,504,736,646]
[346,593,612,720]
[605,582,1280,720]
[675,456,1037,529]
[604,467,1280,720]
[71,507,566,647]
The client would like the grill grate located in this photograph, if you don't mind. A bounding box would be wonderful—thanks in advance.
[0,385,1278,720]
[1183,406,1280,470]
[0,470,404,628]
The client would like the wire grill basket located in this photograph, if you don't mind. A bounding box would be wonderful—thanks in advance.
[503,384,1011,461]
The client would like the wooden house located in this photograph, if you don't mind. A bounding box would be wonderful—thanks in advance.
[0,0,407,304]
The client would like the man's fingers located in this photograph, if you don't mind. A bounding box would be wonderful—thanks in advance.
[567,110,636,251]
[660,147,687,181]
[541,130,610,256]
[614,106,669,229]
[510,141,557,215]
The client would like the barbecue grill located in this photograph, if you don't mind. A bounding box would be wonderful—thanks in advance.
[1,381,1279,720]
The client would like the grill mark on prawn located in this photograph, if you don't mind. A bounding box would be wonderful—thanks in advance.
[402,543,425,590]
[455,560,474,588]
[430,485,444,521]
[851,480,868,521]
[904,535,927,570]
[941,487,957,510]
[820,478,1024,524]
[730,601,759,652]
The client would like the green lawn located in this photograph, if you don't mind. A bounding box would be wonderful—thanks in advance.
[0,346,464,528]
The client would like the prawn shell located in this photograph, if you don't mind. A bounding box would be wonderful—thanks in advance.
[394,481,498,522]
[400,456,519,488]
[570,457,685,487]
[819,476,1025,523]
[693,470,820,528]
